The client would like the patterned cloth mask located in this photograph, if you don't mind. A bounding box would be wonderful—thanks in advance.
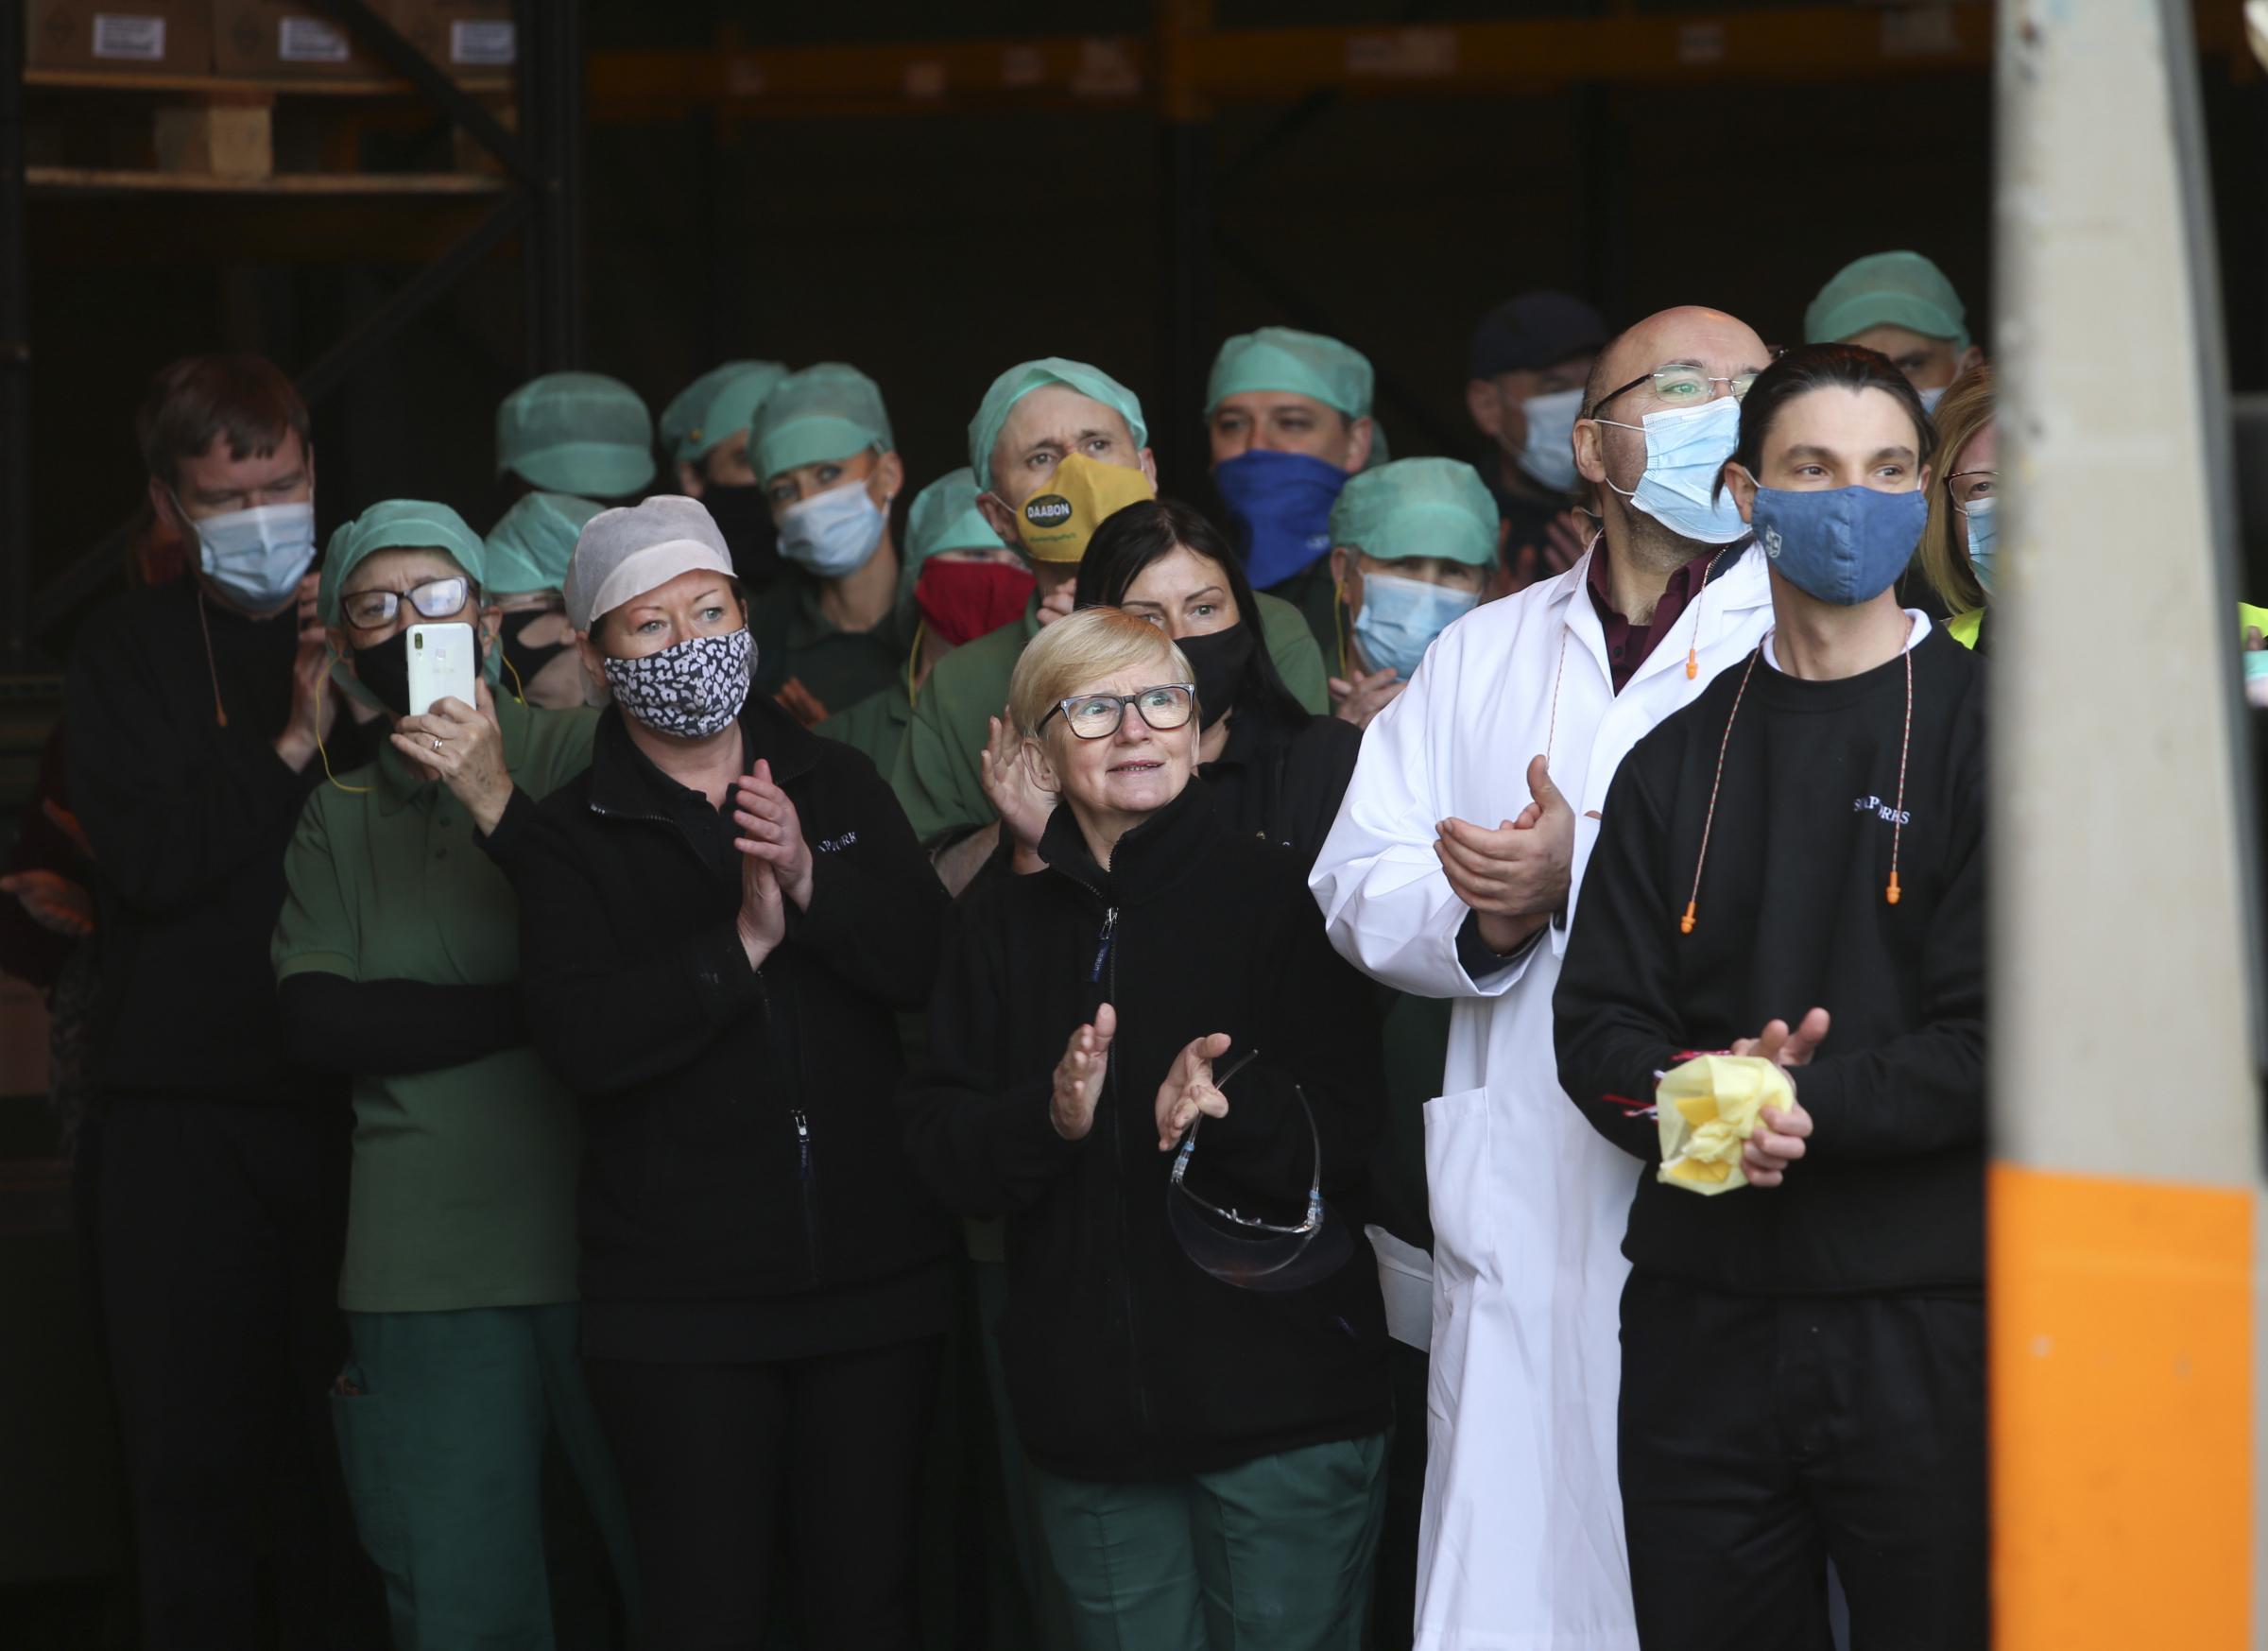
[601,626,753,739]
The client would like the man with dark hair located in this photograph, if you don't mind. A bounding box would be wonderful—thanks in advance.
[1466,290,1611,591]
[68,353,380,1647]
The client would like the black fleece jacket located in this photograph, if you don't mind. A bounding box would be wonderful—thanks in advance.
[492,696,952,1312]
[1554,626,1986,1296]
[66,579,364,1101]
[902,779,1391,1481]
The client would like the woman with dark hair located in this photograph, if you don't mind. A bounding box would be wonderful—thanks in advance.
[1558,341,1986,1648]
[977,497,1363,877]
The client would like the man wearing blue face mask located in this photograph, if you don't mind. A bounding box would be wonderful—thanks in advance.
[1466,291,1610,593]
[1312,306,1778,1650]
[1324,458,1500,729]
[745,363,909,726]
[1207,326,1378,656]
[1556,343,1985,1650]
[64,353,384,1647]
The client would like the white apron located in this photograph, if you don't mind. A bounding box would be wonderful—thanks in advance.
[1311,544,1775,1650]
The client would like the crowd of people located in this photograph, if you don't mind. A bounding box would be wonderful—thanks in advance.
[3,248,2018,1651]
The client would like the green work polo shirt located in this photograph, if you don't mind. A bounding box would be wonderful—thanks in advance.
[273,695,599,1314]
[750,570,914,724]
[885,590,1332,848]
[816,677,916,775]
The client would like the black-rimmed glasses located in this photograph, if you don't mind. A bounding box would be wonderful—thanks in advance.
[340,576,472,629]
[1040,682,1197,741]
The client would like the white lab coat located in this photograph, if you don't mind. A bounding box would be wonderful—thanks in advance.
[1310,543,1775,1651]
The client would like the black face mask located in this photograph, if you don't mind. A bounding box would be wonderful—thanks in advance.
[500,609,569,692]
[1177,623,1256,731]
[350,628,412,716]
[702,484,784,593]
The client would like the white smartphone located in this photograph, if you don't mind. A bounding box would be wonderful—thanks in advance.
[405,623,478,717]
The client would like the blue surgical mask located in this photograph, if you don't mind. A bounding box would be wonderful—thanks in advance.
[1750,484,1929,607]
[182,497,318,612]
[1918,384,1948,415]
[1596,396,1750,545]
[778,481,887,578]
[1214,449,1349,590]
[1517,387,1583,493]
[1964,499,1997,596]
[1350,570,1480,680]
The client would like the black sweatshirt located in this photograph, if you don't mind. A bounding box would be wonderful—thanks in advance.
[65,579,362,1101]
[498,697,953,1330]
[1554,625,1986,1296]
[902,779,1390,1481]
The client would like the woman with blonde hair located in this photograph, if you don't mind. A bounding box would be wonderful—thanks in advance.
[1916,361,1996,649]
[902,607,1393,1650]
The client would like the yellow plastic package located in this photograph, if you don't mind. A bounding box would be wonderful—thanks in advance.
[1655,1055,1794,1195]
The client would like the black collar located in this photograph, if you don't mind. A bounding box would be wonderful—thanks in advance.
[1036,774,1225,907]
[588,690,823,820]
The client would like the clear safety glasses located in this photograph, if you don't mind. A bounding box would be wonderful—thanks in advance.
[1946,470,1997,516]
[1587,364,1764,420]
[1166,1051,1354,1293]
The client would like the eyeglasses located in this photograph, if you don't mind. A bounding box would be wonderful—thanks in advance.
[1166,1051,1352,1293]
[1588,364,1765,420]
[1946,470,1997,515]
[340,576,472,629]
[1040,682,1196,741]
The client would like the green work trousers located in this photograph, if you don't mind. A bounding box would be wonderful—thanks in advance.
[1027,1432,1389,1651]
[332,1303,639,1650]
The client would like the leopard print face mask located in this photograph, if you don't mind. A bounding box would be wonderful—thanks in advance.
[601,627,753,739]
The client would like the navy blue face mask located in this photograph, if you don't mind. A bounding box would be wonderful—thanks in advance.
[1748,484,1929,607]
[1214,450,1349,590]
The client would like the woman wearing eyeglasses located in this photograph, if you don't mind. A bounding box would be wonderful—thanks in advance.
[903,608,1392,1651]
[976,497,1361,880]
[1915,363,1998,652]
[271,502,637,1647]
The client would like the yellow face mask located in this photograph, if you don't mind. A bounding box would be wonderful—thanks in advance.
[1015,452,1157,564]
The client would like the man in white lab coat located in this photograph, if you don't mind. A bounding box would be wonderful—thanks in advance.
[1310,307,1778,1649]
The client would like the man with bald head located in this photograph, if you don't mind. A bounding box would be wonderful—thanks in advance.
[1311,307,1778,1648]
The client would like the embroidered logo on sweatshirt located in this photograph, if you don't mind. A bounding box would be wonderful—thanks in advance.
[1852,795,1912,826]
[816,830,859,853]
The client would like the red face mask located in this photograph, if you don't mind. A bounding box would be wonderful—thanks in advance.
[915,558,1035,647]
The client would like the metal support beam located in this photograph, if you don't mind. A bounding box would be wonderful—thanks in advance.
[1155,0,1214,492]
[307,0,533,181]
[519,0,582,373]
[1,0,30,671]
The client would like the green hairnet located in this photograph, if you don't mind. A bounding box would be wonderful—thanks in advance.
[484,491,603,595]
[1205,327,1374,421]
[495,371,655,498]
[898,466,1006,618]
[1805,250,1971,351]
[659,360,789,467]
[1329,458,1497,569]
[968,357,1148,493]
[750,363,892,483]
[318,500,489,628]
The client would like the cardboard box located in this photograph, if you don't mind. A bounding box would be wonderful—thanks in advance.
[210,0,383,77]
[389,0,516,80]
[24,1,214,74]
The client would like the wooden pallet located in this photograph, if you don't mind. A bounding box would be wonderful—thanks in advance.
[21,67,513,195]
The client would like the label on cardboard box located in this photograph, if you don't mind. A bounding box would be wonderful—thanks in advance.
[450,20,515,66]
[92,13,168,60]
[277,15,352,62]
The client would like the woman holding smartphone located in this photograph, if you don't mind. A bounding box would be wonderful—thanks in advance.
[272,500,638,1647]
